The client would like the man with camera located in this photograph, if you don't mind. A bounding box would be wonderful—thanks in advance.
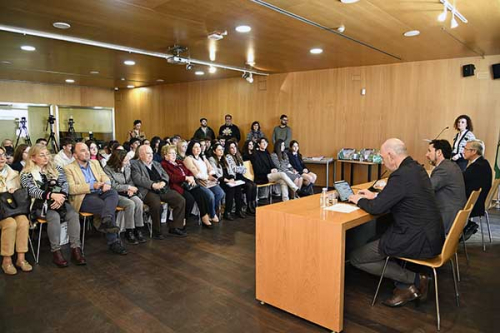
[64,142,126,255]
[131,145,186,240]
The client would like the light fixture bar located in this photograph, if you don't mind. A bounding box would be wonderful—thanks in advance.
[439,0,467,23]
[0,24,268,76]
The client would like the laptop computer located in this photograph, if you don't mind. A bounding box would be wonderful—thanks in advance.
[333,180,355,202]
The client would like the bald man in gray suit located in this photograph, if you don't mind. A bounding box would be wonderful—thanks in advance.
[426,139,466,233]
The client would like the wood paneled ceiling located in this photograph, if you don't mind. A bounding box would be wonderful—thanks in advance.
[0,0,498,89]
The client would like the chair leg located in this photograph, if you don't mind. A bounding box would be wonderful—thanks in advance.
[27,234,36,264]
[432,268,440,331]
[485,211,492,243]
[479,216,486,251]
[450,259,460,307]
[36,224,43,264]
[371,257,389,306]
[461,234,470,265]
[455,252,461,282]
[81,216,87,253]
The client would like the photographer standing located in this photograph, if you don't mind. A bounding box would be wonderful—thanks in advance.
[20,144,86,268]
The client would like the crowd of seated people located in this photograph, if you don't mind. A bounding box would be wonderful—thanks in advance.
[0,113,495,286]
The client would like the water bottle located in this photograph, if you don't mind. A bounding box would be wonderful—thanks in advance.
[320,187,328,208]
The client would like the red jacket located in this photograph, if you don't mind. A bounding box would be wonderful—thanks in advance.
[161,159,193,195]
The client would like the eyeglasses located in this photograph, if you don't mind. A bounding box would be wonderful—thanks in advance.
[464,148,475,151]
[0,153,6,158]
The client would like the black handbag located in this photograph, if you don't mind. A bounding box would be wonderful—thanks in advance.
[0,188,30,220]
[181,181,199,191]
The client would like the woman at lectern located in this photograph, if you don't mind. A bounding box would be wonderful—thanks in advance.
[451,115,475,171]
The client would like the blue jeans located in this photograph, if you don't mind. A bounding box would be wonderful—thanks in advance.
[201,185,224,218]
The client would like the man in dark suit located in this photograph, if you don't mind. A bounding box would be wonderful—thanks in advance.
[426,139,466,233]
[192,118,216,141]
[131,145,186,240]
[349,138,444,307]
[462,139,492,239]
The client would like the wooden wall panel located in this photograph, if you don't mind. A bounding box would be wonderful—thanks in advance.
[0,80,114,107]
[115,55,500,185]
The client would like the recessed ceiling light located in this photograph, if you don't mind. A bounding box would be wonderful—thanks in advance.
[310,48,323,54]
[156,79,165,82]
[403,30,420,37]
[195,71,205,76]
[114,87,119,91]
[235,25,252,33]
[20,45,36,51]
[53,22,71,30]
[120,77,126,81]
[127,85,135,89]
[340,0,359,3]
[1,60,12,64]
[93,106,103,109]
[90,70,100,75]
[124,60,135,66]
[65,79,75,83]
[208,66,217,74]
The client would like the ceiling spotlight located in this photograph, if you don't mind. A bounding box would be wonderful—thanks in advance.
[336,25,345,33]
[124,60,135,66]
[20,45,36,51]
[403,30,420,37]
[310,48,323,54]
[186,63,194,70]
[114,87,119,91]
[53,22,71,30]
[65,79,75,83]
[156,79,165,82]
[120,77,126,81]
[450,12,458,29]
[340,0,359,3]
[438,5,447,22]
[195,71,205,76]
[242,72,253,83]
[208,66,217,74]
[235,25,252,33]
[127,85,135,89]
[90,70,99,75]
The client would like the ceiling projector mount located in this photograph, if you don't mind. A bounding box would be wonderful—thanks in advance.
[166,45,190,65]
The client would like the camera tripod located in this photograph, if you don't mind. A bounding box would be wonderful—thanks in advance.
[68,117,76,139]
[15,117,32,148]
[45,114,59,153]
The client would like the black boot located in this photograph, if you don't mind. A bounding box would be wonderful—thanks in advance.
[134,228,147,243]
[125,229,139,245]
[224,213,235,221]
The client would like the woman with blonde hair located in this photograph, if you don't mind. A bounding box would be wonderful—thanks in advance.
[20,144,85,268]
[176,139,188,162]
[0,146,32,275]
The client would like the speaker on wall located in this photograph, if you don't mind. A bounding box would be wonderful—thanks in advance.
[493,63,500,79]
[462,64,475,77]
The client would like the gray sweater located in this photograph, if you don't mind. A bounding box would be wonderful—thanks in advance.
[272,126,292,147]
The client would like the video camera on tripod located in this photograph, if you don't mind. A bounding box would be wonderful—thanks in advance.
[45,114,59,152]
[15,116,32,147]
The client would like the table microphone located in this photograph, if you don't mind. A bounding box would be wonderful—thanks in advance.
[368,170,388,192]
[434,126,450,140]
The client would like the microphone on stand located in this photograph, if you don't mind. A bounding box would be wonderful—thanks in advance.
[423,126,450,143]
[368,170,388,192]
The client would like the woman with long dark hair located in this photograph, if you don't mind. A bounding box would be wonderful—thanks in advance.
[242,140,255,162]
[10,144,30,172]
[287,140,316,195]
[150,136,163,162]
[271,139,303,191]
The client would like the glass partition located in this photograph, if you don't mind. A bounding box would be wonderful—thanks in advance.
[57,106,114,145]
[0,103,51,147]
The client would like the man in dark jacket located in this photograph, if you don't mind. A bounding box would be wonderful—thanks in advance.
[218,114,241,143]
[349,138,444,308]
[462,139,492,239]
[192,118,216,141]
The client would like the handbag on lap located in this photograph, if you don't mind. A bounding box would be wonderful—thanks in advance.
[0,188,30,220]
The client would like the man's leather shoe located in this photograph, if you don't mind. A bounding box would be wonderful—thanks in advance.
[463,221,479,241]
[134,228,147,243]
[109,241,128,255]
[246,206,256,215]
[125,229,139,245]
[236,211,246,219]
[52,250,69,268]
[168,228,187,237]
[71,247,87,265]
[152,231,165,240]
[99,217,120,233]
[223,213,234,221]
[418,274,430,302]
[382,285,420,307]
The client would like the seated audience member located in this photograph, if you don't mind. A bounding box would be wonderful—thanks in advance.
[242,140,255,161]
[21,144,86,267]
[170,135,182,146]
[128,119,146,141]
[100,140,119,167]
[451,115,475,171]
[104,150,146,244]
[183,140,223,222]
[193,118,216,141]
[1,139,14,165]
[11,144,30,172]
[54,137,75,168]
[142,139,150,146]
[218,114,241,143]
[251,138,299,202]
[176,139,188,162]
[150,136,163,163]
[272,114,292,148]
[246,121,266,143]
[161,145,214,228]
[131,145,187,239]
[126,138,141,160]
[225,141,257,214]
[86,140,103,162]
[349,138,444,307]
[425,139,466,234]
[35,138,48,146]
[287,140,316,195]
[217,136,226,148]
[0,147,32,275]
[209,143,245,220]
[271,139,303,195]
[64,143,126,255]
[462,139,493,239]
[200,140,207,158]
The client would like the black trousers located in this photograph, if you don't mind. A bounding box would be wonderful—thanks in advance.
[238,175,257,206]
[220,183,243,214]
[144,190,185,233]
[182,187,210,217]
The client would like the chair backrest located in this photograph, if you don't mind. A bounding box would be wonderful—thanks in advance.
[464,188,482,211]
[243,160,255,181]
[485,179,500,210]
[441,207,473,264]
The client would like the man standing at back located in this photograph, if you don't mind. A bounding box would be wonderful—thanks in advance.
[272,114,292,148]
[218,114,241,143]
[462,139,492,239]
[349,138,444,308]
[193,118,216,141]
[426,139,466,234]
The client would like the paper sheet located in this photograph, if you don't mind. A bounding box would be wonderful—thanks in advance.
[324,203,360,213]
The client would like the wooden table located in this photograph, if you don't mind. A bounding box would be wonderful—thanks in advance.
[338,159,382,184]
[256,181,375,333]
[302,157,336,188]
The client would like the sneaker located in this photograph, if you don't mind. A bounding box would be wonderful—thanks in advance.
[125,229,139,245]
[109,241,128,255]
